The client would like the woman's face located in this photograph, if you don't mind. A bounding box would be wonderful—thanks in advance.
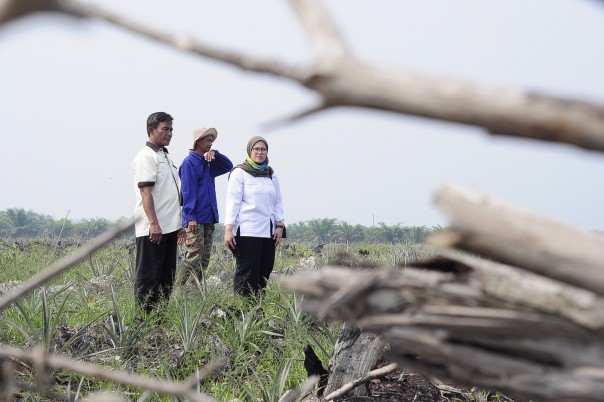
[250,141,268,164]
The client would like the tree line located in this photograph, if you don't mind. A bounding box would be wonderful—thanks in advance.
[0,208,113,239]
[0,209,441,245]
[284,218,442,245]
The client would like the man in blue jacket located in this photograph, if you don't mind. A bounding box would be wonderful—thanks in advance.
[178,127,233,285]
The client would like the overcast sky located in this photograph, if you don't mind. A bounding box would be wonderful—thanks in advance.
[1,0,604,229]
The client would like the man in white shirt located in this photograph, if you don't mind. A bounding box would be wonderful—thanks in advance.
[132,112,185,313]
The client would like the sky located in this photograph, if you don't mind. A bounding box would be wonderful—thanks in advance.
[1,0,604,229]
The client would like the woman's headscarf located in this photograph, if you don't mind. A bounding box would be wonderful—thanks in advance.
[235,136,274,178]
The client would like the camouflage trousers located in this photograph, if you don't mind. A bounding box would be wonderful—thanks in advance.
[176,223,215,285]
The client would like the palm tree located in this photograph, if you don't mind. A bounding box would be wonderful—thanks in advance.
[287,221,313,243]
[308,218,339,244]
[3,208,43,237]
[79,218,111,237]
[370,222,407,244]
[408,225,430,244]
[338,221,365,244]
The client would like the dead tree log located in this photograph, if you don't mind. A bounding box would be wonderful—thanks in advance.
[281,186,604,402]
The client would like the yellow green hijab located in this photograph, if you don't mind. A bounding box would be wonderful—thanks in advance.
[235,136,274,178]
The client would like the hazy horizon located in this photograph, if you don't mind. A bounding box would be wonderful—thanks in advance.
[2,0,604,230]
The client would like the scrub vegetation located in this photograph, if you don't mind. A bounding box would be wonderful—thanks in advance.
[0,209,509,401]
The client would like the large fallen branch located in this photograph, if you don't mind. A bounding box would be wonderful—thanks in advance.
[2,0,604,152]
[0,346,223,401]
[282,265,604,401]
[429,185,604,296]
[281,186,604,402]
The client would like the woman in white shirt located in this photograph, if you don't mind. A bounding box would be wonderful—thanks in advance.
[224,136,285,297]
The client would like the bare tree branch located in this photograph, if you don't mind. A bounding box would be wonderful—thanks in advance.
[0,0,60,25]
[420,248,604,330]
[59,1,311,82]
[0,218,135,312]
[3,1,603,152]
[287,0,349,70]
[0,346,224,402]
[260,103,333,131]
[0,0,87,25]
[52,0,604,153]
[80,391,128,402]
[425,376,478,401]
[278,376,318,402]
[317,270,382,319]
[429,185,604,296]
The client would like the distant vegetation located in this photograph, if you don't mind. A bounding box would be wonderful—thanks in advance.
[0,208,442,245]
[0,208,115,239]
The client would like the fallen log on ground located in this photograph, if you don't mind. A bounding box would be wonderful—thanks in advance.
[281,185,604,402]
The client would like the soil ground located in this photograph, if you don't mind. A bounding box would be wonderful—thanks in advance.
[336,361,521,402]
[343,370,445,402]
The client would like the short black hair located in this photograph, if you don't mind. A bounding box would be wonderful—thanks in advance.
[146,112,173,136]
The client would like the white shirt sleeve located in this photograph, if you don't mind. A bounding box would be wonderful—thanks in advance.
[224,168,244,227]
[133,150,158,185]
[272,173,285,224]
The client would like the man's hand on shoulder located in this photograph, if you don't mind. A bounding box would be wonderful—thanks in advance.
[203,150,215,162]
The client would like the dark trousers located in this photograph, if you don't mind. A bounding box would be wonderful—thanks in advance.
[233,236,276,297]
[135,230,179,313]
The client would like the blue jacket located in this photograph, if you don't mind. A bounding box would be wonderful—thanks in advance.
[179,150,233,226]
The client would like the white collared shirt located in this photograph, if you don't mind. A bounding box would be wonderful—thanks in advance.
[225,168,284,238]
[132,144,182,237]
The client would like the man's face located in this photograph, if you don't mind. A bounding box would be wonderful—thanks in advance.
[148,121,173,147]
[196,135,215,153]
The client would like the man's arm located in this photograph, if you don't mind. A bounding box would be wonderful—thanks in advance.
[140,186,162,244]
[179,160,198,233]
[209,150,234,176]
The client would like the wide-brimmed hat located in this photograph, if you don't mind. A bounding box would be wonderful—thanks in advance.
[191,127,218,150]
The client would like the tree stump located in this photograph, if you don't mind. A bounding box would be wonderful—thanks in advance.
[324,326,384,397]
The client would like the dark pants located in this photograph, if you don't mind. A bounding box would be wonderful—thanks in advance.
[135,230,179,313]
[233,236,276,297]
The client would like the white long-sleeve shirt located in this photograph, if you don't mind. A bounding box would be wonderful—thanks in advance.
[224,168,284,238]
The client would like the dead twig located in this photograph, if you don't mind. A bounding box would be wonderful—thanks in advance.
[278,376,318,402]
[0,346,224,402]
[425,376,473,401]
[323,363,398,401]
